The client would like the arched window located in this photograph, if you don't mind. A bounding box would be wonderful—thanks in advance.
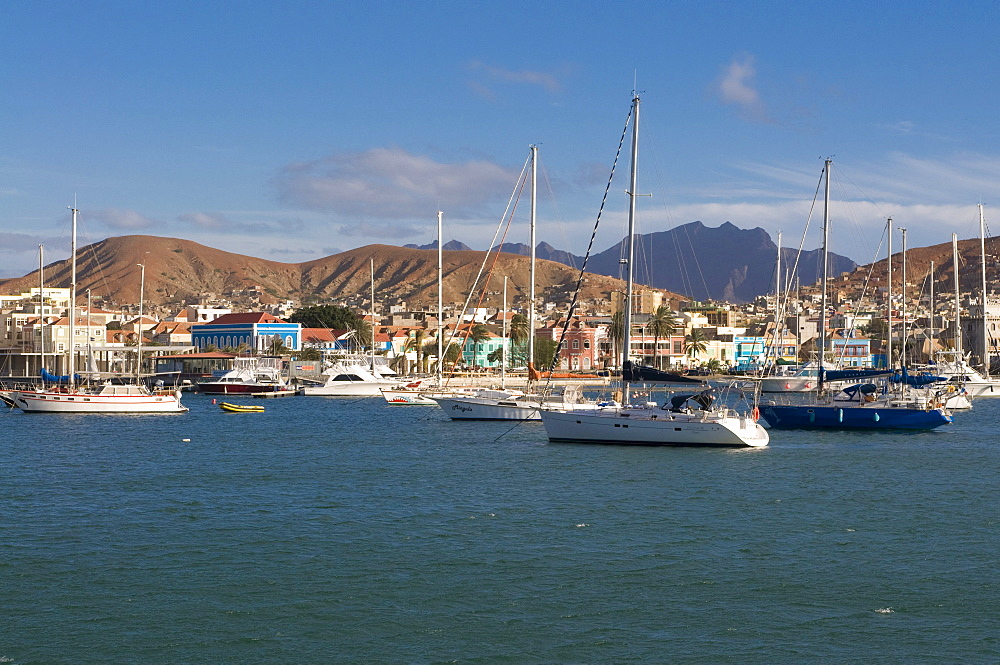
[572,340,580,349]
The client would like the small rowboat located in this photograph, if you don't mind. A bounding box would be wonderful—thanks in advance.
[219,402,265,413]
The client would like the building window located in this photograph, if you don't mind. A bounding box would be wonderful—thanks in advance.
[584,339,591,349]
[572,340,580,349]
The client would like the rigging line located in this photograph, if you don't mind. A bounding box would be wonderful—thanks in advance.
[447,176,524,377]
[669,223,694,301]
[680,223,712,300]
[538,160,578,270]
[542,101,633,384]
[440,153,531,380]
[493,414,537,442]
[758,165,824,377]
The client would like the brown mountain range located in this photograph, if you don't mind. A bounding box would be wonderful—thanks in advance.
[0,235,678,310]
[829,235,1000,297]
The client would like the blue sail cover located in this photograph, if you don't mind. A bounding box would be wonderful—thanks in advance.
[889,367,946,387]
[821,367,891,382]
[622,361,706,384]
[40,368,81,383]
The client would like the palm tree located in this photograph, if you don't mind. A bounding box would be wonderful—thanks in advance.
[509,313,529,366]
[412,329,426,373]
[646,305,677,370]
[470,324,491,369]
[684,328,709,363]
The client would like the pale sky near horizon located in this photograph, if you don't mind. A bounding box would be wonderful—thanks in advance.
[3,1,1000,278]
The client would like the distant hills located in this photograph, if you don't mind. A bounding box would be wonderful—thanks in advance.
[0,221,898,308]
[0,235,651,309]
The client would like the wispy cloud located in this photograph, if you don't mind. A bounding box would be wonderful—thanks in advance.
[178,211,304,235]
[90,208,159,230]
[274,147,519,221]
[467,61,563,95]
[716,55,768,122]
[337,220,426,240]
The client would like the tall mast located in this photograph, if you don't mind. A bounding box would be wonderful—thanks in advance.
[953,233,962,360]
[437,211,443,385]
[929,261,935,351]
[501,276,508,388]
[776,230,782,361]
[622,94,640,401]
[818,159,830,390]
[528,145,537,376]
[69,206,77,387]
[900,226,907,369]
[38,244,45,381]
[370,257,376,370]
[980,204,990,378]
[137,264,145,381]
[886,218,892,369]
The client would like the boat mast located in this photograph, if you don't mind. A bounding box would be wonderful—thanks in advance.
[38,244,44,383]
[501,276,508,388]
[437,211,443,385]
[818,159,830,391]
[776,230,782,365]
[137,263,145,382]
[370,257,376,371]
[900,226,907,370]
[980,204,990,378]
[953,233,962,361]
[886,217,892,369]
[528,145,537,377]
[69,206,77,387]
[929,261,935,352]
[622,94,640,402]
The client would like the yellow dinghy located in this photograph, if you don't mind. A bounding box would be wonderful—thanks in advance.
[219,402,265,413]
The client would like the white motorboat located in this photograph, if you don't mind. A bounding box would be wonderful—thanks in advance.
[299,361,403,396]
[197,356,288,395]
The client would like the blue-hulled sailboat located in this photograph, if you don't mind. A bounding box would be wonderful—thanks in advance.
[758,160,952,432]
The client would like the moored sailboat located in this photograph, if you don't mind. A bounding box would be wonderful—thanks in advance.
[758,161,950,431]
[9,207,187,414]
[538,93,768,447]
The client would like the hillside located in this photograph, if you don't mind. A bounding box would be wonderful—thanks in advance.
[0,235,684,309]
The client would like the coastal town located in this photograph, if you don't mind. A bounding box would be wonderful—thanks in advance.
[3,247,998,385]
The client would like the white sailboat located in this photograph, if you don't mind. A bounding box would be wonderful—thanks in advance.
[10,207,187,414]
[431,146,601,421]
[929,216,1000,397]
[380,211,475,405]
[539,94,768,447]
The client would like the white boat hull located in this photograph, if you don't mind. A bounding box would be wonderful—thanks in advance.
[432,395,544,420]
[539,407,769,447]
[300,382,398,397]
[10,389,187,413]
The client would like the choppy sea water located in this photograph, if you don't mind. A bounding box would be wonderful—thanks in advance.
[1,392,997,664]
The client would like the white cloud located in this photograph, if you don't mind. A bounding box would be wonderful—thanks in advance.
[178,211,304,235]
[716,55,768,122]
[90,208,159,230]
[467,61,563,95]
[274,147,519,220]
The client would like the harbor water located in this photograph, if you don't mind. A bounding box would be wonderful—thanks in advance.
[2,393,997,663]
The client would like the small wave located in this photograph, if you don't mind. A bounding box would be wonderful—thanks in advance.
[874,607,894,614]
[575,523,589,528]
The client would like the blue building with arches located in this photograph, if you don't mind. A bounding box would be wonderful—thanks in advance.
[191,312,301,352]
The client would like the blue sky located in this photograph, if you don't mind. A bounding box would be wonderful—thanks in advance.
[3,1,1000,278]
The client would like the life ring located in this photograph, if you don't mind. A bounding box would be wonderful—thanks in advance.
[752,406,760,421]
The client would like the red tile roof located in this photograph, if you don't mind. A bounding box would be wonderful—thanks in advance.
[202,312,288,325]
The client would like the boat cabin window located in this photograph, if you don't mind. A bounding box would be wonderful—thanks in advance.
[333,374,362,382]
